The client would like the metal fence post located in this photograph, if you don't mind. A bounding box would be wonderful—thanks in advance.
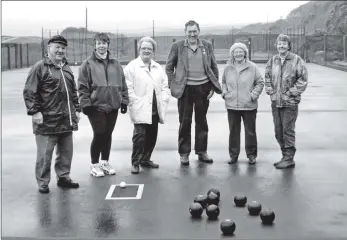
[248,37,252,61]
[19,44,23,68]
[15,44,18,69]
[324,34,327,62]
[343,34,346,61]
[134,39,138,58]
[26,43,29,67]
[7,45,11,70]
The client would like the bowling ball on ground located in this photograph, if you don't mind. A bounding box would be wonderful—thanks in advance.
[247,201,262,216]
[189,203,203,218]
[234,195,247,207]
[260,209,275,224]
[207,188,220,197]
[207,192,220,205]
[220,219,236,235]
[194,195,208,208]
[206,204,220,220]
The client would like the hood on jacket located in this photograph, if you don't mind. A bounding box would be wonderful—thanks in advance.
[227,42,249,65]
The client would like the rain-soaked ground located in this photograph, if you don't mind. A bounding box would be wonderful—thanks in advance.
[2,64,347,239]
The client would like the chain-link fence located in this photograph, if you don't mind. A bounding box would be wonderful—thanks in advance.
[2,28,346,71]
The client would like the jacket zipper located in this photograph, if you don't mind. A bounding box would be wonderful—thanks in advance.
[60,68,73,126]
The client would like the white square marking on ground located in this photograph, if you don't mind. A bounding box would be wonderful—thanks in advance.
[105,184,144,200]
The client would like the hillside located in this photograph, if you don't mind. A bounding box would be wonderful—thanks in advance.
[240,1,347,35]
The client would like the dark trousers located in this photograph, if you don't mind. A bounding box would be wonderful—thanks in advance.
[131,114,159,166]
[271,104,298,161]
[227,109,258,159]
[177,82,212,155]
[35,132,73,187]
[88,110,118,164]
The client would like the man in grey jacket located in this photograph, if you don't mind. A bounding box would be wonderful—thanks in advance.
[165,20,222,165]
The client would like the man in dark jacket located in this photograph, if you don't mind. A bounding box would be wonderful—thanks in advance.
[23,35,80,194]
[165,20,222,165]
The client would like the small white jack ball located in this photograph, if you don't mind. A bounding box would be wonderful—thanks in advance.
[120,181,126,188]
[75,62,78,65]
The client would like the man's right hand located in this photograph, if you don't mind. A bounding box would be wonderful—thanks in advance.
[32,112,43,124]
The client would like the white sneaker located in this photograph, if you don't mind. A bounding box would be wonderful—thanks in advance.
[90,163,105,177]
[99,160,116,175]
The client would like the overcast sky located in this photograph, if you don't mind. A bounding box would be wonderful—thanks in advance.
[2,1,309,37]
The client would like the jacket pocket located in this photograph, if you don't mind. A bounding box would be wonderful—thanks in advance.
[270,93,277,103]
[129,97,145,122]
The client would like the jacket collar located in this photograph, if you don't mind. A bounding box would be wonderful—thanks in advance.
[274,51,295,61]
[228,59,251,72]
[184,38,204,48]
[91,50,114,62]
[43,55,68,68]
[136,56,158,68]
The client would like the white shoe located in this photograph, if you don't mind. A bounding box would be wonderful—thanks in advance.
[99,160,116,175]
[90,163,105,177]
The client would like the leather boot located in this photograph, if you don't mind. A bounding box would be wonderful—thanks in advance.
[198,153,213,163]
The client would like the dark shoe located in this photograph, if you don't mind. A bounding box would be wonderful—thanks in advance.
[275,161,295,169]
[131,165,140,174]
[141,160,159,168]
[38,185,49,194]
[198,153,213,163]
[248,156,257,165]
[228,157,238,165]
[57,178,79,188]
[180,155,190,165]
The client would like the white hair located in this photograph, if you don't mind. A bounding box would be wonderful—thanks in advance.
[137,36,157,53]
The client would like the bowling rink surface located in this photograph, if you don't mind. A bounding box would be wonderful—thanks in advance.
[2,64,347,239]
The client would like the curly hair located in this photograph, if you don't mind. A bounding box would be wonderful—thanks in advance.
[275,34,292,51]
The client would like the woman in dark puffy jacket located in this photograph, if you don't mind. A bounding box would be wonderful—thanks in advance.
[78,32,129,177]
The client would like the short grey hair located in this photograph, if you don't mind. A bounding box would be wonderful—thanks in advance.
[138,36,157,53]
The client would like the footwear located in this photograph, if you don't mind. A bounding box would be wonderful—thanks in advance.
[90,163,105,177]
[228,157,238,165]
[198,153,213,163]
[180,154,190,165]
[131,165,140,174]
[141,160,159,168]
[273,159,283,166]
[275,161,295,169]
[248,156,257,165]
[99,160,116,175]
[38,185,49,194]
[57,178,79,188]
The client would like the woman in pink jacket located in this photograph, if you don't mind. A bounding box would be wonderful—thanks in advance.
[222,42,264,165]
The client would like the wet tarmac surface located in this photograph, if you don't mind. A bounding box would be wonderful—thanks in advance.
[2,64,347,239]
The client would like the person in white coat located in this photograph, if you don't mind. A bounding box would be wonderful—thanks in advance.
[124,37,171,174]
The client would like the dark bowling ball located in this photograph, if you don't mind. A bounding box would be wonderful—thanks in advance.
[189,203,203,218]
[247,201,262,216]
[206,204,220,220]
[207,188,220,198]
[234,195,247,207]
[194,194,207,208]
[260,209,275,224]
[220,219,236,235]
[207,192,220,205]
